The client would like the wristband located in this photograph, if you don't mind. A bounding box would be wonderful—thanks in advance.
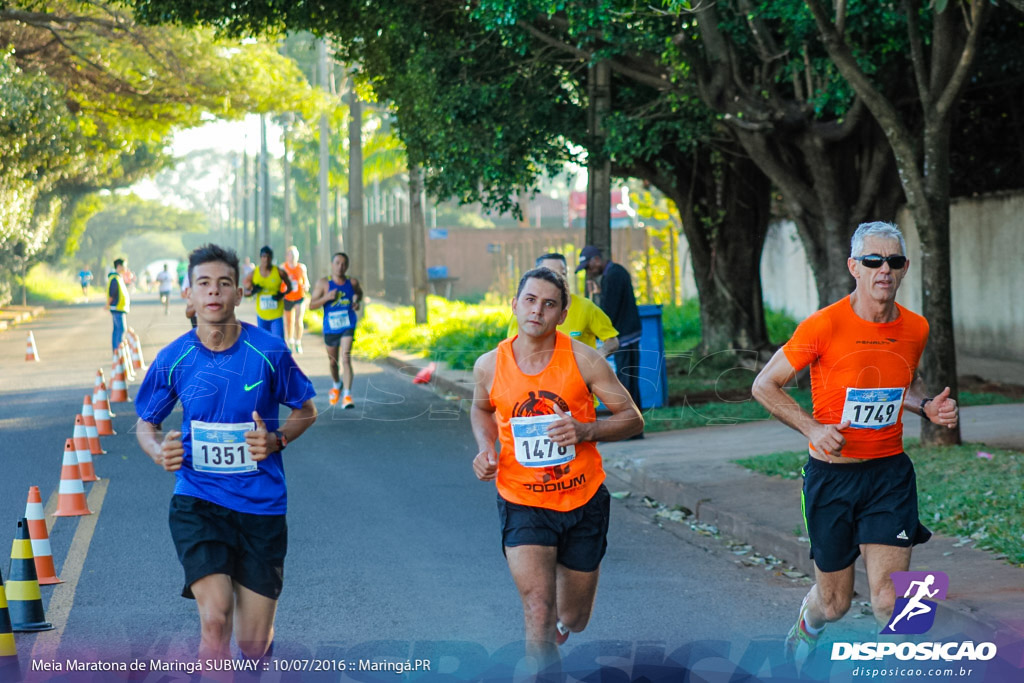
[273,430,288,451]
[920,397,934,423]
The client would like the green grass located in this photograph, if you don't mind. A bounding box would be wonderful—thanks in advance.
[960,391,1022,407]
[24,264,84,304]
[644,389,813,432]
[734,443,1024,566]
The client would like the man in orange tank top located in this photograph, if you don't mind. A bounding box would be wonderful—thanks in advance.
[753,221,959,664]
[282,246,310,354]
[471,267,644,667]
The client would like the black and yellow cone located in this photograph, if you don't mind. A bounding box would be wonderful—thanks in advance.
[6,518,53,632]
[0,566,20,679]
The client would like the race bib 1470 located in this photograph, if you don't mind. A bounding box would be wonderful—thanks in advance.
[191,420,257,474]
[841,387,906,430]
[510,413,575,468]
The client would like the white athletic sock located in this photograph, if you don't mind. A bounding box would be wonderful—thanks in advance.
[343,389,351,398]
[333,381,341,391]
[803,619,824,635]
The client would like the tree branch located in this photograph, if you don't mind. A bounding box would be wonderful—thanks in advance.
[932,0,989,123]
[904,0,931,108]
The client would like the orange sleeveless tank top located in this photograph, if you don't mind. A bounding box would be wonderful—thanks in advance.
[490,331,605,511]
[282,262,306,300]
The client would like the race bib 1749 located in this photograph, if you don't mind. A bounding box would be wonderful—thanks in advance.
[841,387,906,430]
[510,413,575,468]
[191,420,257,474]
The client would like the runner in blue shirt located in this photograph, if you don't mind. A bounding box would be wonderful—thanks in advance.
[135,243,317,665]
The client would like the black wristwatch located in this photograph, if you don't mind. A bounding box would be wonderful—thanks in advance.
[919,397,934,423]
[273,430,289,451]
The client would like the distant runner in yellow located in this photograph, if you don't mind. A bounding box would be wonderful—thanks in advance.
[243,245,292,340]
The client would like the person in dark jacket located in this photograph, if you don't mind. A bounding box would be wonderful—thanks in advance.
[576,246,643,430]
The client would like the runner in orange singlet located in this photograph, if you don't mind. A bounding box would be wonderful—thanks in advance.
[471,267,643,667]
[753,221,959,665]
[281,246,310,354]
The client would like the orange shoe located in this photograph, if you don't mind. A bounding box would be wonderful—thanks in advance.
[329,388,340,406]
[342,394,354,409]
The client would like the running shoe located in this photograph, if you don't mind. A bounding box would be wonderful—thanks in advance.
[555,621,570,646]
[328,388,340,406]
[342,395,354,409]
[785,593,822,664]
[296,341,303,354]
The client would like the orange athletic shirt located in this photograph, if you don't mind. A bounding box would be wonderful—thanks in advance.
[490,332,605,511]
[782,296,929,459]
[282,262,306,300]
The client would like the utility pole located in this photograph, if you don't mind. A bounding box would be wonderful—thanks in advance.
[585,61,612,255]
[260,113,271,247]
[408,163,429,323]
[348,76,365,281]
[282,114,293,250]
[242,148,250,257]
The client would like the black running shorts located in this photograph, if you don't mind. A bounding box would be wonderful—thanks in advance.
[283,298,304,311]
[323,330,355,347]
[168,494,287,600]
[801,453,931,573]
[497,484,610,573]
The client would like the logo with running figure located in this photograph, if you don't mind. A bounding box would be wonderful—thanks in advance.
[513,391,572,483]
[883,571,949,634]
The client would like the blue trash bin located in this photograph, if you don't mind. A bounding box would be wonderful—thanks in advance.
[637,304,668,410]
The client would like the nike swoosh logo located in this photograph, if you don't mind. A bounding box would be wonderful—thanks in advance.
[244,381,263,391]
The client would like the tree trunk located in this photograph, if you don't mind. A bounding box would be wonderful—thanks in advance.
[408,164,429,324]
[586,60,612,253]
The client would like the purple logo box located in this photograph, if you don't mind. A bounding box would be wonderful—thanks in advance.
[883,571,949,634]
[890,571,949,601]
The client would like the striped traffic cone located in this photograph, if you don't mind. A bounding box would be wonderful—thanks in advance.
[7,518,53,632]
[93,384,116,436]
[24,487,60,585]
[25,331,40,362]
[81,395,105,455]
[109,358,131,403]
[128,328,147,370]
[0,568,20,680]
[120,340,135,382]
[53,439,92,517]
[73,416,99,482]
[92,368,106,404]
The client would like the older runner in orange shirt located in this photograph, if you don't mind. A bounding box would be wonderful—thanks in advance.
[471,267,643,669]
[281,246,310,354]
[753,221,959,665]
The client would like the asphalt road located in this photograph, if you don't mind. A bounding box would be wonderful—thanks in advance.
[0,293,852,680]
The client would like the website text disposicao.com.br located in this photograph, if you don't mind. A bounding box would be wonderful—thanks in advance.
[851,665,978,678]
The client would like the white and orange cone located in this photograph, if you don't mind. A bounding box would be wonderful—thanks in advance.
[72,416,98,483]
[128,328,147,371]
[80,395,105,455]
[108,359,131,403]
[24,487,61,585]
[92,368,106,405]
[25,332,40,362]
[120,340,135,382]
[53,439,92,517]
[93,384,116,436]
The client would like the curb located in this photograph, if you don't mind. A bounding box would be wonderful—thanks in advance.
[0,305,46,331]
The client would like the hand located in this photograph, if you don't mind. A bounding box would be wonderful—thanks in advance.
[245,411,277,461]
[546,404,586,445]
[473,447,498,481]
[272,292,285,301]
[926,386,959,429]
[809,420,851,461]
[586,279,600,296]
[160,430,185,472]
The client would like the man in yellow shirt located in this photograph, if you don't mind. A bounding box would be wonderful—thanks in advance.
[507,253,619,357]
[243,245,292,339]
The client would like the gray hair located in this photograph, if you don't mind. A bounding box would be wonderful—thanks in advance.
[850,221,906,257]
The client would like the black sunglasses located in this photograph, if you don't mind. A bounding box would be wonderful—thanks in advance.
[853,254,907,269]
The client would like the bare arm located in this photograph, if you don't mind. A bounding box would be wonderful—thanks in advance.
[351,277,364,313]
[246,399,318,460]
[470,351,499,481]
[599,335,619,357]
[905,376,958,429]
[307,278,330,309]
[752,348,849,459]
[136,420,184,472]
[546,342,643,445]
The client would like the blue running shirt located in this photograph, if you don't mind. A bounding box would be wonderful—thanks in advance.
[322,279,357,334]
[135,322,316,514]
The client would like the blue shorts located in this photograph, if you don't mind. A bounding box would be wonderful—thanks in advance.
[497,485,610,573]
[257,317,285,338]
[802,453,931,572]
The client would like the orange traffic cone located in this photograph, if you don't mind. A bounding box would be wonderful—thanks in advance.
[92,368,106,403]
[0,568,20,680]
[7,518,54,632]
[72,416,99,483]
[53,439,92,517]
[109,358,131,403]
[81,395,105,455]
[120,340,135,382]
[25,331,40,362]
[128,328,147,370]
[24,487,60,586]
[93,384,116,436]
[413,362,437,384]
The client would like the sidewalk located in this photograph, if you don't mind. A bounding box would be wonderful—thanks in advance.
[386,350,1024,644]
[0,304,45,331]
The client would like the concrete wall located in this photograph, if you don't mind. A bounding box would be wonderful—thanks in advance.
[760,192,1024,361]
